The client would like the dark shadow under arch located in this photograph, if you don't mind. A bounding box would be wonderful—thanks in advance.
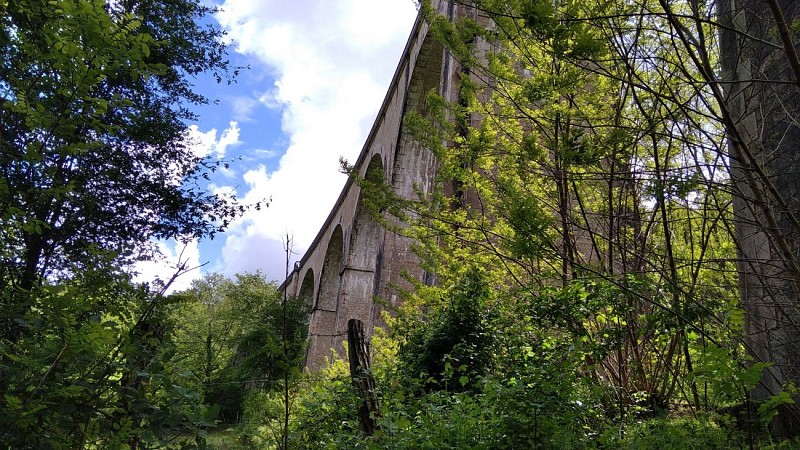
[298,268,315,309]
[315,226,344,311]
[305,225,344,370]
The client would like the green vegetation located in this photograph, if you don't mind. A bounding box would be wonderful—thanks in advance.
[0,0,299,447]
[168,273,308,429]
[275,0,799,447]
[3,0,800,448]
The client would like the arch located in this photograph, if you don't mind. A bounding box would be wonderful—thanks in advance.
[392,32,444,198]
[349,155,384,277]
[305,225,344,369]
[315,225,344,311]
[297,268,315,309]
[405,33,446,117]
[331,156,386,347]
[364,153,385,183]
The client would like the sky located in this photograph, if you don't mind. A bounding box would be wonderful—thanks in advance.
[134,0,420,292]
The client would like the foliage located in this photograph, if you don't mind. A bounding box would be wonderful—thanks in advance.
[0,275,216,448]
[0,0,272,446]
[287,323,607,449]
[237,388,301,449]
[399,266,496,392]
[399,0,749,417]
[291,0,800,446]
[615,415,742,449]
[168,273,309,425]
[0,0,244,290]
[3,0,800,445]
[288,357,364,449]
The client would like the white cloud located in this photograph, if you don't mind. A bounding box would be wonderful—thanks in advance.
[250,148,279,159]
[230,95,259,122]
[210,0,418,280]
[216,232,300,283]
[258,89,282,110]
[216,122,241,158]
[188,121,242,159]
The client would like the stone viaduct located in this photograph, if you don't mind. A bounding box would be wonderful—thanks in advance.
[281,0,471,370]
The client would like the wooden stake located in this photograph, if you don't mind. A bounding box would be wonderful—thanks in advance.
[347,318,381,435]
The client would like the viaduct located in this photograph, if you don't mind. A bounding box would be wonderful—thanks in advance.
[281,0,474,369]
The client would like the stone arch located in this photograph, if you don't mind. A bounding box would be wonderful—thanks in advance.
[315,225,344,311]
[332,155,386,350]
[305,225,344,369]
[380,32,445,301]
[347,155,385,272]
[297,268,315,308]
[406,34,446,117]
[350,154,385,272]
[392,32,443,200]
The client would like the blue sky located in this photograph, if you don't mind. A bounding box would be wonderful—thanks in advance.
[135,0,419,291]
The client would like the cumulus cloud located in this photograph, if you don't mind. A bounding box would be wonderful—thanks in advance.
[188,121,242,159]
[210,0,418,282]
[216,232,300,282]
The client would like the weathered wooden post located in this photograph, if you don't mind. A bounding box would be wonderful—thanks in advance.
[347,318,381,435]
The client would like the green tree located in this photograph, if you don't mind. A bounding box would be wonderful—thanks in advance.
[279,0,800,445]
[0,0,248,447]
[0,0,243,293]
[404,0,800,437]
[399,266,496,392]
[405,0,725,410]
[0,273,217,448]
[169,274,239,407]
[169,273,309,424]
[387,0,748,430]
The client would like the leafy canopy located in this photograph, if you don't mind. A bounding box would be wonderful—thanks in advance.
[0,0,245,291]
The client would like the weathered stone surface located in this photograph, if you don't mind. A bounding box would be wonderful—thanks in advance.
[282,1,453,370]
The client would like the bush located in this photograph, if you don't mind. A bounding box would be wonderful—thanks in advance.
[399,266,496,392]
[616,416,741,449]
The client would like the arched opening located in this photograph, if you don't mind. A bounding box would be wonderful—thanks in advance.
[298,268,315,309]
[381,32,445,303]
[332,156,386,352]
[305,226,344,370]
[391,33,445,197]
[315,226,344,312]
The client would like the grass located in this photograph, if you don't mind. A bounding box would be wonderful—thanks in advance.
[205,427,245,450]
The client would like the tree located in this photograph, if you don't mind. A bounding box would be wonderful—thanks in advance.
[401,0,732,412]
[0,0,249,446]
[169,273,309,424]
[0,0,243,296]
[399,266,496,392]
[376,0,789,433]
[403,0,800,436]
[284,0,800,444]
[607,0,800,433]
[167,274,238,411]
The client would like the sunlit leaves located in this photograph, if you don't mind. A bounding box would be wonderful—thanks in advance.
[1,0,246,447]
[1,0,242,287]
